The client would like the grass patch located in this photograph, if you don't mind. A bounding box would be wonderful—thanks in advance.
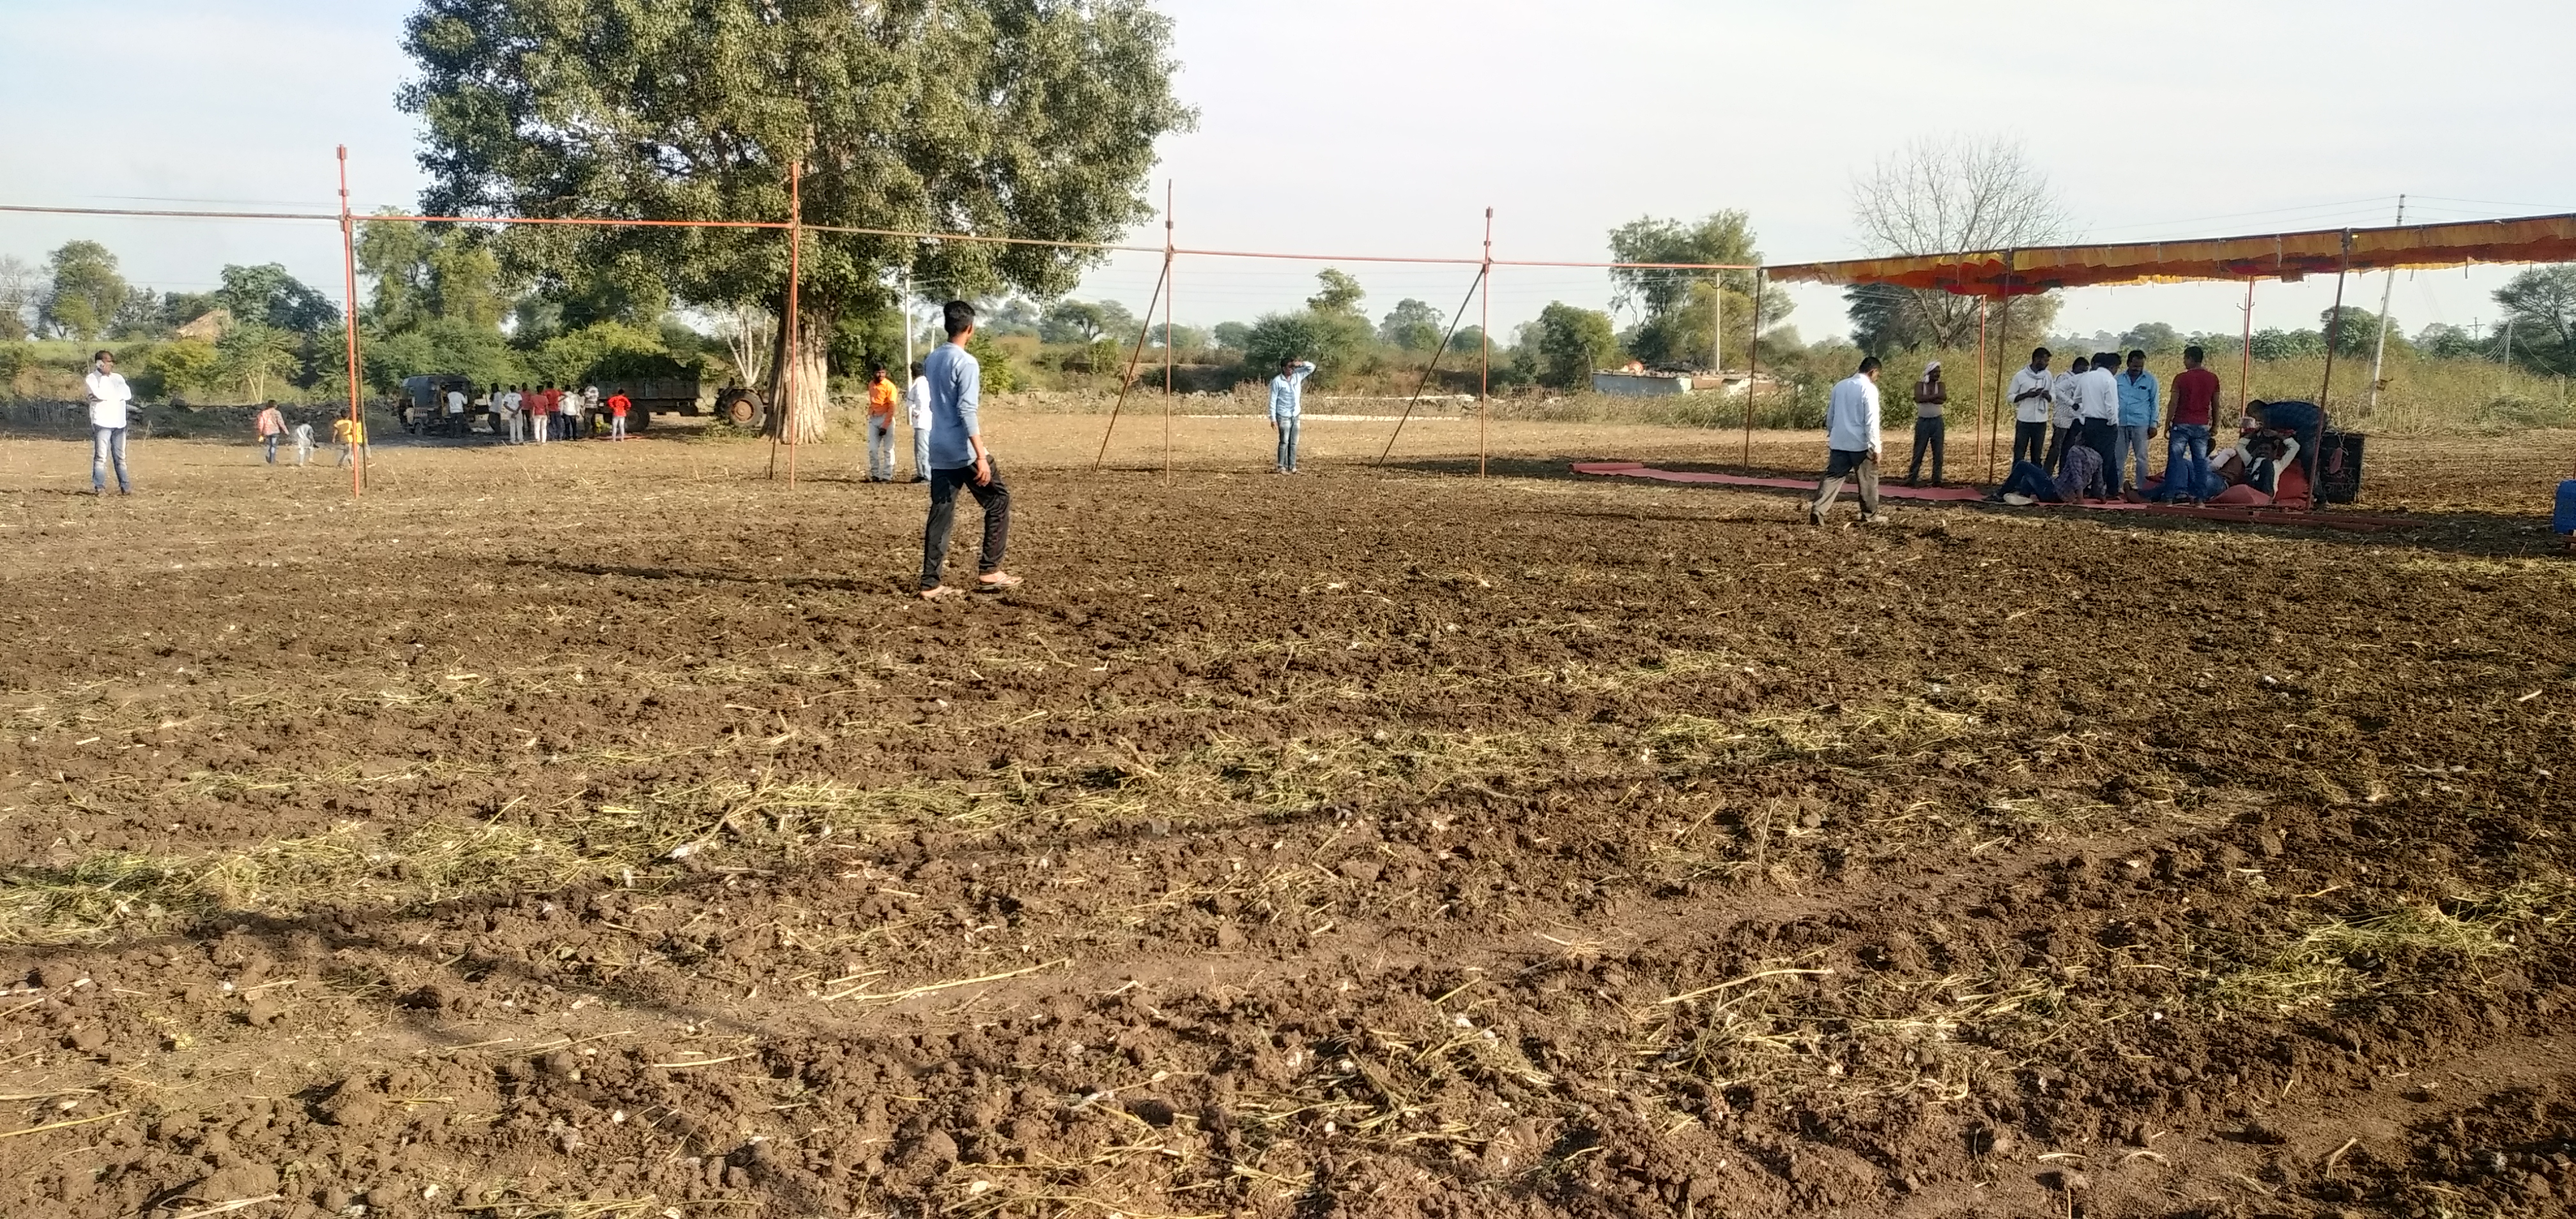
[2211,880,2576,1013]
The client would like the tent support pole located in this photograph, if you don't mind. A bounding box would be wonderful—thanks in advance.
[2239,279,2254,419]
[1090,257,1169,471]
[1973,296,1988,480]
[1989,290,2011,483]
[2319,229,2352,412]
[1743,267,1764,471]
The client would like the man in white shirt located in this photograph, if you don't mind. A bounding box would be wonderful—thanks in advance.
[443,385,466,437]
[560,387,586,439]
[84,350,135,495]
[581,385,602,438]
[2005,347,2055,468]
[2075,351,2123,499]
[904,361,932,482]
[2046,354,2089,473]
[500,385,525,444]
[1808,355,1884,526]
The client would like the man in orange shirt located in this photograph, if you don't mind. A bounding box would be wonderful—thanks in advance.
[606,388,632,441]
[864,365,898,482]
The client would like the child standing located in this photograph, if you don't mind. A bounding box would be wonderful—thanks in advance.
[292,421,315,466]
[333,413,367,467]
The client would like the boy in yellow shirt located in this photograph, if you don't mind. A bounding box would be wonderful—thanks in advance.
[332,415,369,468]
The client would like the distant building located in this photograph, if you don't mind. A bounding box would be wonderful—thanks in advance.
[176,308,233,342]
[1590,369,1777,397]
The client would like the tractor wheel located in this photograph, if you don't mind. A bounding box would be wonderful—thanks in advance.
[720,390,763,427]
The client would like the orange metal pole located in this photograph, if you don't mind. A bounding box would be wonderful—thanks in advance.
[785,160,804,487]
[1479,208,1491,478]
[2239,278,2255,418]
[1744,268,1764,470]
[336,146,365,497]
[1163,181,1174,477]
[1974,296,1988,480]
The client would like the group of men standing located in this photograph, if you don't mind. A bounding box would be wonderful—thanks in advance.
[478,383,631,443]
[1812,342,2231,521]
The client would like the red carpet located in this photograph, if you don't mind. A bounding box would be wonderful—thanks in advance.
[1570,461,2414,532]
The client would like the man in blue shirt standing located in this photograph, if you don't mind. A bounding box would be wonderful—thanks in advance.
[916,300,1019,599]
[2113,349,2159,494]
[1807,355,1884,526]
[1268,357,1316,473]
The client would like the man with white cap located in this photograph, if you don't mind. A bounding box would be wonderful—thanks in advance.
[1905,360,1947,486]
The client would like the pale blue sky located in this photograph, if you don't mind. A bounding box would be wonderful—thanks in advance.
[4,0,2571,344]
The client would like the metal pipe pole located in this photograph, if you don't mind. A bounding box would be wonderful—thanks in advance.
[2318,229,2351,411]
[2367,195,2404,413]
[1743,268,1764,470]
[903,268,913,376]
[776,160,804,485]
[1973,296,1988,479]
[335,146,365,497]
[1989,293,2011,483]
[1376,268,1485,466]
[1163,180,1174,477]
[1479,208,1491,477]
[2239,279,2253,418]
[1089,259,1169,471]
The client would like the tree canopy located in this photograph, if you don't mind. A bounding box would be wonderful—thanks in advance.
[2494,265,2576,376]
[40,241,126,343]
[401,0,1193,434]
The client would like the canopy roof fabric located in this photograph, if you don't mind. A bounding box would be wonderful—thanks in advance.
[1765,213,2576,296]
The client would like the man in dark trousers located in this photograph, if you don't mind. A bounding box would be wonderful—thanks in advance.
[1807,355,1884,526]
[917,300,1020,599]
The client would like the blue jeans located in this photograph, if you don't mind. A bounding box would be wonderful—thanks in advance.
[2113,424,2154,490]
[263,434,280,464]
[1995,459,2066,503]
[2162,424,2213,501]
[1275,416,1301,471]
[93,426,131,492]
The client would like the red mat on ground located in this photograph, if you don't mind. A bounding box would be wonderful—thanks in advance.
[1572,461,2414,532]
[1570,462,1994,501]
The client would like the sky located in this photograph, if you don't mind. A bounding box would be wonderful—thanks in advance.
[4,0,2573,349]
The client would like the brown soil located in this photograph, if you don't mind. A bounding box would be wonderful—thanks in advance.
[0,414,2572,1219]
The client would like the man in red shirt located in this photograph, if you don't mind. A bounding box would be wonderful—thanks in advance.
[606,388,632,441]
[2163,345,2223,503]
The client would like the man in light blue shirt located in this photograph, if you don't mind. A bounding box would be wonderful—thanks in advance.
[2113,349,2159,494]
[1268,357,1316,472]
[917,300,1018,599]
[1808,355,1884,526]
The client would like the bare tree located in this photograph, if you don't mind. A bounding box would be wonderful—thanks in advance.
[0,255,38,341]
[1848,135,2069,349]
[720,305,776,389]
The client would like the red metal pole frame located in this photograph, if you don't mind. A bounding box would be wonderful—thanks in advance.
[1163,181,1174,478]
[1744,268,1765,470]
[336,146,365,497]
[1974,297,1988,481]
[1480,208,1491,478]
[1089,258,1170,471]
[2239,279,2254,419]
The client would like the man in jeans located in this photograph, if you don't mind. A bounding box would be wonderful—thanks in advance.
[254,400,288,464]
[864,366,898,481]
[84,351,135,495]
[2114,349,2159,494]
[2162,346,2221,504]
[2006,347,2054,467]
[1904,360,1945,486]
[1269,356,1316,472]
[917,301,1020,599]
[2076,352,2122,500]
[1808,355,1883,526]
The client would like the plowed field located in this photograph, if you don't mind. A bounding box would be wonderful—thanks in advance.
[0,412,2571,1219]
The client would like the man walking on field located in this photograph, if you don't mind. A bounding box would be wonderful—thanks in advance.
[864,365,898,482]
[1269,356,1316,473]
[917,301,1018,599]
[1807,355,1883,526]
[254,400,288,464]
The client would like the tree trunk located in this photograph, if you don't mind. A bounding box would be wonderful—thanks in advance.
[767,303,833,444]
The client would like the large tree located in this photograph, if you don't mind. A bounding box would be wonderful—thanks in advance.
[1606,212,1788,369]
[401,0,1193,438]
[1846,135,2067,349]
[2494,265,2576,376]
[40,240,126,342]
